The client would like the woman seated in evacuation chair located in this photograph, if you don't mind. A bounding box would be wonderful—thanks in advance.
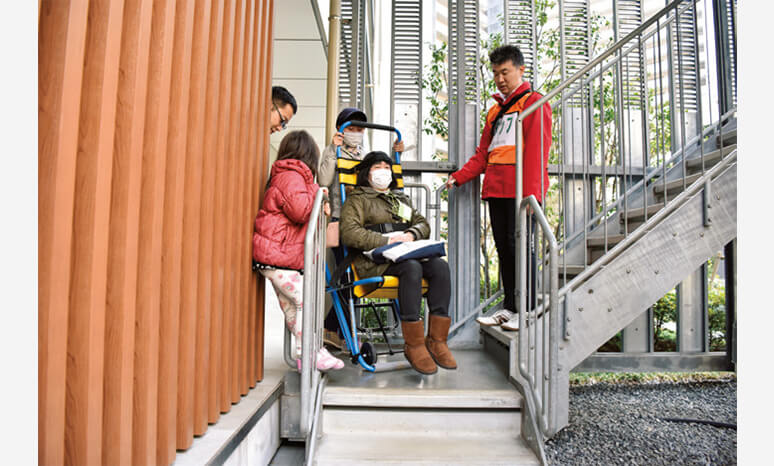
[339,151,457,375]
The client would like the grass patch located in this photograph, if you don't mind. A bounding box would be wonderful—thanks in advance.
[569,371,736,386]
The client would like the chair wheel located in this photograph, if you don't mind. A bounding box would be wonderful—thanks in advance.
[360,342,378,365]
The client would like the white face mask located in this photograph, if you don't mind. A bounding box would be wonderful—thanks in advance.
[342,131,364,147]
[369,168,393,191]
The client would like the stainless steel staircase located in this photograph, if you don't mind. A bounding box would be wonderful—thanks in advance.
[507,0,738,451]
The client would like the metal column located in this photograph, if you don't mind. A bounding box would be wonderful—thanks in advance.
[447,0,481,345]
[615,0,652,352]
[724,239,735,367]
[677,264,708,352]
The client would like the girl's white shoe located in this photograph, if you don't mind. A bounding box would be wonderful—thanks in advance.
[296,347,345,372]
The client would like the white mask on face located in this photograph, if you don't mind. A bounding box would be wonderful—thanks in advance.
[342,131,364,147]
[369,168,393,191]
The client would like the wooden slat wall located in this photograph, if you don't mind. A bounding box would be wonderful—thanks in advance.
[38,1,275,464]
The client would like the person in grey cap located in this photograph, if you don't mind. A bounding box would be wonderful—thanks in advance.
[318,108,405,227]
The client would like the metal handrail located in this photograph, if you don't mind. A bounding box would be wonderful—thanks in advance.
[559,108,736,250]
[561,149,737,295]
[404,182,432,225]
[304,374,327,464]
[434,184,445,242]
[517,195,559,435]
[300,189,328,436]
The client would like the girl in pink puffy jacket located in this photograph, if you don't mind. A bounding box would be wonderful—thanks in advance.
[253,130,344,371]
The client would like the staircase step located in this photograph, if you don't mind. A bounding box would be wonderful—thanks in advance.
[685,144,736,172]
[717,128,736,145]
[586,234,626,248]
[321,406,521,436]
[620,203,665,223]
[323,386,521,409]
[480,322,519,347]
[323,350,520,409]
[544,263,585,277]
[653,173,703,196]
[314,432,539,465]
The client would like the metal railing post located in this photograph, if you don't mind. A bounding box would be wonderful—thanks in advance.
[300,189,327,436]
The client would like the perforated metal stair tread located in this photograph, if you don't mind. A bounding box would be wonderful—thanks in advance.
[685,144,736,171]
[620,203,665,221]
[586,234,626,248]
[717,128,736,145]
[653,173,703,195]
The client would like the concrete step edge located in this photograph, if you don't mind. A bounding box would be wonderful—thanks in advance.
[313,433,539,465]
[323,387,522,408]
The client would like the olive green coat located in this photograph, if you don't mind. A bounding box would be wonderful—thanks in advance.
[340,186,431,278]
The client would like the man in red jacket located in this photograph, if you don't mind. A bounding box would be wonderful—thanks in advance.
[446,45,551,329]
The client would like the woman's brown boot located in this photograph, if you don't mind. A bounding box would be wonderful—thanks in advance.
[425,315,457,370]
[401,320,438,375]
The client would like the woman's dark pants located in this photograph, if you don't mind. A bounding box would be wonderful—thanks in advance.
[384,257,451,322]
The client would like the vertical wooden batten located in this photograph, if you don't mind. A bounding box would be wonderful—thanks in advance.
[189,0,216,437]
[176,0,212,448]
[216,0,238,414]
[39,1,90,464]
[103,0,151,464]
[206,0,231,424]
[160,0,195,456]
[132,0,175,462]
[224,0,248,406]
[235,0,257,396]
[65,1,125,463]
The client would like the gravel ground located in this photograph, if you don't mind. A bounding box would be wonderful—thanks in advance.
[545,380,737,465]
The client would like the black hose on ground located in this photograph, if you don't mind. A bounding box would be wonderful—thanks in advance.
[659,417,737,429]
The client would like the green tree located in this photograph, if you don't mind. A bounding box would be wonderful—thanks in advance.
[653,288,677,351]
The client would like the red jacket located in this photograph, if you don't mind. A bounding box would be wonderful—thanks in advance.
[452,81,552,202]
[253,159,319,271]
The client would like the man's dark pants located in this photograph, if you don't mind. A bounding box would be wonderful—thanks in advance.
[487,198,537,313]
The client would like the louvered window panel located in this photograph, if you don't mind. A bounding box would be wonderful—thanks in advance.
[460,0,480,102]
[561,0,590,106]
[391,0,422,159]
[448,0,479,104]
[615,0,645,109]
[726,0,737,105]
[391,1,422,103]
[672,0,699,112]
[338,0,366,108]
[504,0,536,84]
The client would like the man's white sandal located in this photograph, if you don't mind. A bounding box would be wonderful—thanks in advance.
[501,315,520,331]
[476,309,515,327]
